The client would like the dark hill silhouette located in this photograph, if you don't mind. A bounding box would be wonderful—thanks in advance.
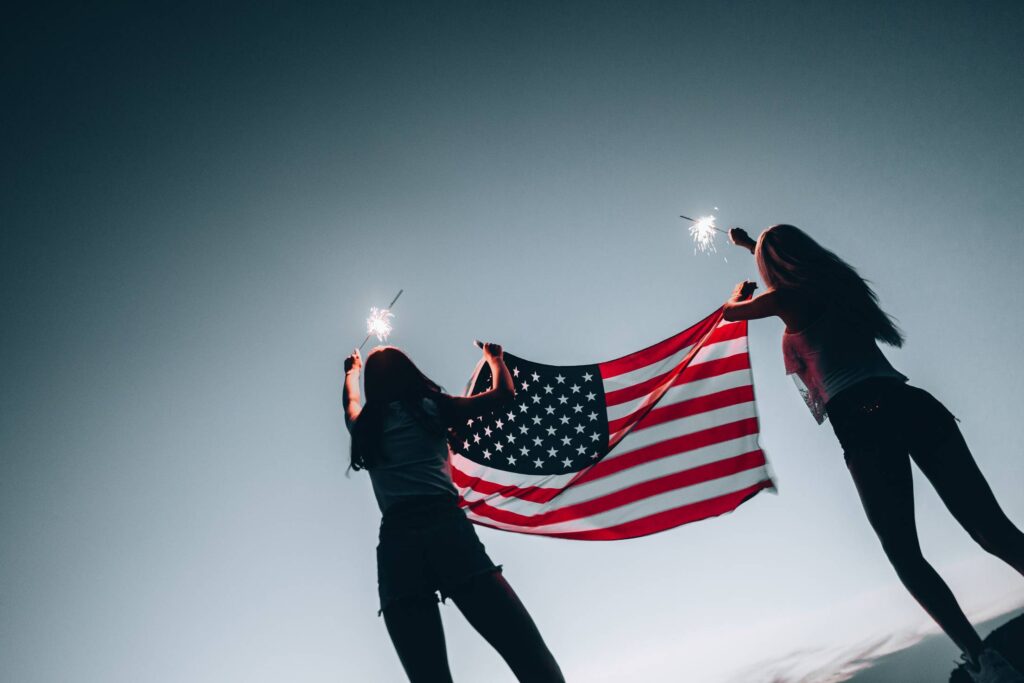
[842,608,1023,683]
[949,613,1024,683]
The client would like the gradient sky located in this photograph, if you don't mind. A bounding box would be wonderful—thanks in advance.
[3,2,1023,681]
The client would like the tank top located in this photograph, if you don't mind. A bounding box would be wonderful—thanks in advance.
[367,397,458,513]
[781,307,907,424]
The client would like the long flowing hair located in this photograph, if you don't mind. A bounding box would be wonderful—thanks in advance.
[349,347,445,471]
[755,225,904,346]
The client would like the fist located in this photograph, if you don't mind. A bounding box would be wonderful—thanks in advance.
[732,280,758,301]
[344,348,362,374]
[477,341,503,360]
[729,227,753,247]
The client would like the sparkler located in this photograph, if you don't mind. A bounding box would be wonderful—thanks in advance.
[358,289,404,350]
[365,307,394,341]
[680,214,727,254]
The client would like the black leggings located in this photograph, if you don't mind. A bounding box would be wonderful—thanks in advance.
[382,570,565,683]
[829,380,1024,657]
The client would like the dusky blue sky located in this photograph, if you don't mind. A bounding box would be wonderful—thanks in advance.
[3,2,1023,681]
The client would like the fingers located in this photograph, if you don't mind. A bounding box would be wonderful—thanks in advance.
[732,280,758,301]
[728,227,751,246]
[474,340,503,357]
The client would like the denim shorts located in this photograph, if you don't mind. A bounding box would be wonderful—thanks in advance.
[826,379,959,462]
[376,495,501,614]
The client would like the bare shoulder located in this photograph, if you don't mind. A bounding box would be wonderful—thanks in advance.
[775,288,826,331]
[429,392,459,423]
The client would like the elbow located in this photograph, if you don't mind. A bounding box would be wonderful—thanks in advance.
[722,304,738,322]
[496,381,516,404]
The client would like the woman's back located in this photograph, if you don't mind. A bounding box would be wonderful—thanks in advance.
[366,397,457,512]
[782,305,906,422]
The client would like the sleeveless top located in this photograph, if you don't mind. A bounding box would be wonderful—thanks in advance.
[781,307,907,424]
[366,397,458,513]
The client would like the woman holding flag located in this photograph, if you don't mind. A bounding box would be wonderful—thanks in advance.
[724,224,1024,683]
[343,343,564,683]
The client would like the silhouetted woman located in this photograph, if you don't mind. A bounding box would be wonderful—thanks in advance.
[725,225,1024,683]
[343,344,564,683]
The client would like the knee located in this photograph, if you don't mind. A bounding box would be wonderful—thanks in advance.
[881,543,928,581]
[971,530,1000,555]
[524,663,565,683]
[970,520,1024,555]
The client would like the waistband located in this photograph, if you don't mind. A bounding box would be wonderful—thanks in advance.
[825,377,906,415]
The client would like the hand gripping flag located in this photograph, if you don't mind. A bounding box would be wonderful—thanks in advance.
[447,308,775,540]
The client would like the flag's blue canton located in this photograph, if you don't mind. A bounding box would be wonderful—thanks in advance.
[448,354,610,474]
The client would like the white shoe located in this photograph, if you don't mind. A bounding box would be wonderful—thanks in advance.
[964,648,1024,683]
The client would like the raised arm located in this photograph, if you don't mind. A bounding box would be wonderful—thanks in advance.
[722,227,782,322]
[442,342,515,424]
[723,283,782,322]
[343,349,363,431]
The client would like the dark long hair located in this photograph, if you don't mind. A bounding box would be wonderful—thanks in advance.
[755,225,905,347]
[349,346,445,471]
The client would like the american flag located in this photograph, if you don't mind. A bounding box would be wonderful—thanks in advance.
[447,308,775,540]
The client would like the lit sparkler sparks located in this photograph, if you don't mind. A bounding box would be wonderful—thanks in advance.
[365,307,394,342]
[358,289,404,350]
[680,214,724,254]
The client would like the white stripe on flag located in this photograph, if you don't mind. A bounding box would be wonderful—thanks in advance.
[604,368,753,422]
[602,333,748,389]
[458,431,762,516]
[449,451,577,487]
[465,467,770,535]
[602,401,758,462]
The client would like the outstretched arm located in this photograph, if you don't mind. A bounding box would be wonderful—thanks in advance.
[722,228,782,322]
[723,281,783,322]
[442,342,515,424]
[343,349,362,431]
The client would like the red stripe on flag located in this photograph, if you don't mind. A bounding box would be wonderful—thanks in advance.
[460,450,767,528]
[578,417,760,485]
[598,310,724,379]
[467,480,773,540]
[449,462,564,504]
[607,384,756,435]
[604,353,752,407]
[541,480,773,540]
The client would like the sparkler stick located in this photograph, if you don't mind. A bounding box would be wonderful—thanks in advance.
[358,288,404,351]
[678,215,727,234]
[680,214,726,254]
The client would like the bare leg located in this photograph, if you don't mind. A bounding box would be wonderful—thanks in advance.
[846,446,984,659]
[911,424,1024,576]
[382,597,454,683]
[449,571,565,683]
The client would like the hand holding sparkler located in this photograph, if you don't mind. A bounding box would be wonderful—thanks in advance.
[344,348,362,375]
[728,227,757,254]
